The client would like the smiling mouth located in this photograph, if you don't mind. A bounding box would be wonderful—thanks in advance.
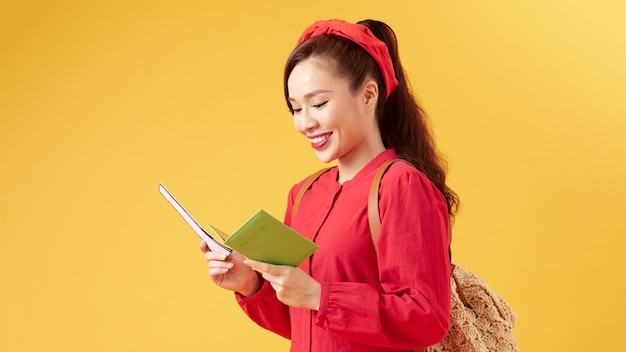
[308,132,332,150]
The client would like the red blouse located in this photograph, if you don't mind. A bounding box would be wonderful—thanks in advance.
[236,149,451,351]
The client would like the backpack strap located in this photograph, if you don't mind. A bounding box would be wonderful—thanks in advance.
[291,167,332,223]
[367,159,402,240]
[368,159,453,249]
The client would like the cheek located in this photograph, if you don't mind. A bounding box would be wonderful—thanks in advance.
[325,108,348,129]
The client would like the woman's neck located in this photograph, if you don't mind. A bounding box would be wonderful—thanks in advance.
[336,143,386,184]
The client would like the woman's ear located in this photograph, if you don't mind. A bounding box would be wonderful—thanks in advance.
[362,80,379,111]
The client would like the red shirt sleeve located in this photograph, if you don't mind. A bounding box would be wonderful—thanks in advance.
[235,268,292,339]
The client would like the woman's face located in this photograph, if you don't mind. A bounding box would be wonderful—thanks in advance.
[287,56,382,166]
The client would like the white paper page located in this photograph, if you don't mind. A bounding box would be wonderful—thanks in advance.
[159,184,232,256]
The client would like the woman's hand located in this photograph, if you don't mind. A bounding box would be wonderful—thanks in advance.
[199,240,260,297]
[244,259,321,310]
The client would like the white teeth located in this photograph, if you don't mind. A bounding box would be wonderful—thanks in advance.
[310,135,329,143]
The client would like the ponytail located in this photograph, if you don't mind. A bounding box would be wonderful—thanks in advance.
[359,20,459,220]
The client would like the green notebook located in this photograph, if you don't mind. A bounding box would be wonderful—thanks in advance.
[160,183,318,267]
[207,209,319,267]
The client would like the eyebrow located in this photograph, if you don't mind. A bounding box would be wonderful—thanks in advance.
[288,89,333,102]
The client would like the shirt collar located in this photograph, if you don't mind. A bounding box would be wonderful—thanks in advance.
[334,149,399,186]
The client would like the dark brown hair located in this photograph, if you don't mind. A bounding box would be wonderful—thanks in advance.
[284,19,459,220]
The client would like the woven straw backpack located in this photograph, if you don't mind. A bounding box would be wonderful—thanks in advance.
[293,159,519,351]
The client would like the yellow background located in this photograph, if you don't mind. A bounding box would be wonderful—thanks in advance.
[2,1,625,351]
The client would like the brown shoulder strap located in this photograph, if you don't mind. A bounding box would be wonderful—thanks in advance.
[367,159,400,247]
[368,159,453,249]
[291,167,332,222]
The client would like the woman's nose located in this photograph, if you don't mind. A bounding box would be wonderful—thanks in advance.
[297,110,317,132]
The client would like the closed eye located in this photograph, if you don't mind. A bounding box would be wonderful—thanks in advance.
[312,101,328,109]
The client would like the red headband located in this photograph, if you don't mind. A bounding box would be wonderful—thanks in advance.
[296,19,398,100]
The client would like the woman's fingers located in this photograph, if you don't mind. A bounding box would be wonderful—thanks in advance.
[204,250,228,262]
[208,260,234,271]
[244,259,282,274]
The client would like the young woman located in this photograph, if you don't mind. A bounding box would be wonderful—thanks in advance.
[201,19,459,352]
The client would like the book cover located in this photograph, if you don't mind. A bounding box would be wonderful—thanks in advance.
[159,184,318,267]
[213,209,319,267]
